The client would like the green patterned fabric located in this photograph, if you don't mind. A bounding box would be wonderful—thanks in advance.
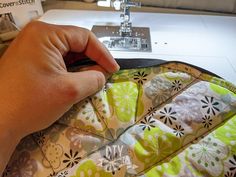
[3,61,236,177]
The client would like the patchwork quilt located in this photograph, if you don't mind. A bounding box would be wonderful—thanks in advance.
[3,59,236,177]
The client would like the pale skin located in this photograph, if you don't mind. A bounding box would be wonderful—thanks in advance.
[0,21,119,174]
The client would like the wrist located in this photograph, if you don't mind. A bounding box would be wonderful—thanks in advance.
[0,123,21,174]
[0,73,28,139]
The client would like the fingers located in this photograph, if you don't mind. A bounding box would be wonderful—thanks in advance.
[79,65,111,79]
[65,68,107,104]
[14,21,119,73]
[84,32,120,73]
[60,25,120,73]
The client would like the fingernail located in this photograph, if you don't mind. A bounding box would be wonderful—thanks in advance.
[110,62,120,73]
[114,63,120,71]
[79,67,90,71]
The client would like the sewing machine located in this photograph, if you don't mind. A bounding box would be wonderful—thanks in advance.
[39,1,236,84]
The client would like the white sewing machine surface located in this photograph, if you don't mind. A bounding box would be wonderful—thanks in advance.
[40,9,236,84]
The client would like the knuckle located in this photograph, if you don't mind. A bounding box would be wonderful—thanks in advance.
[23,21,44,32]
[63,80,79,102]
[20,21,48,40]
[55,77,79,104]
[79,27,93,40]
[79,27,90,34]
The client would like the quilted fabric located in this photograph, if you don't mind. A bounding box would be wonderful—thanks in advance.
[3,61,236,177]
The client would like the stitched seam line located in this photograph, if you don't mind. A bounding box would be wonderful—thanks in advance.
[136,111,236,176]
[115,68,200,141]
[135,71,236,175]
[89,90,115,140]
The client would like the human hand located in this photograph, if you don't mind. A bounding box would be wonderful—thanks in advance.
[0,21,119,173]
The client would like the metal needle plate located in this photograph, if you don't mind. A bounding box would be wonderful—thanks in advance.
[92,25,152,52]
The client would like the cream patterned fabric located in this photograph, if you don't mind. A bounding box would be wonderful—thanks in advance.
[3,61,236,177]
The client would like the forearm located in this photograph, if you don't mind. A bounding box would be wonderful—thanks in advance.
[0,80,23,175]
[0,124,20,175]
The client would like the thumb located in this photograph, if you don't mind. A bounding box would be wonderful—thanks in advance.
[65,70,107,104]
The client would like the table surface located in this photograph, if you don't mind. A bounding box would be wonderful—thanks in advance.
[40,9,236,84]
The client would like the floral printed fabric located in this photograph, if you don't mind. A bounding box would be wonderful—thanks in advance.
[3,62,236,177]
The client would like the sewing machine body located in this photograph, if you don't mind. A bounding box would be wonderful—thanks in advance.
[40,9,236,84]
